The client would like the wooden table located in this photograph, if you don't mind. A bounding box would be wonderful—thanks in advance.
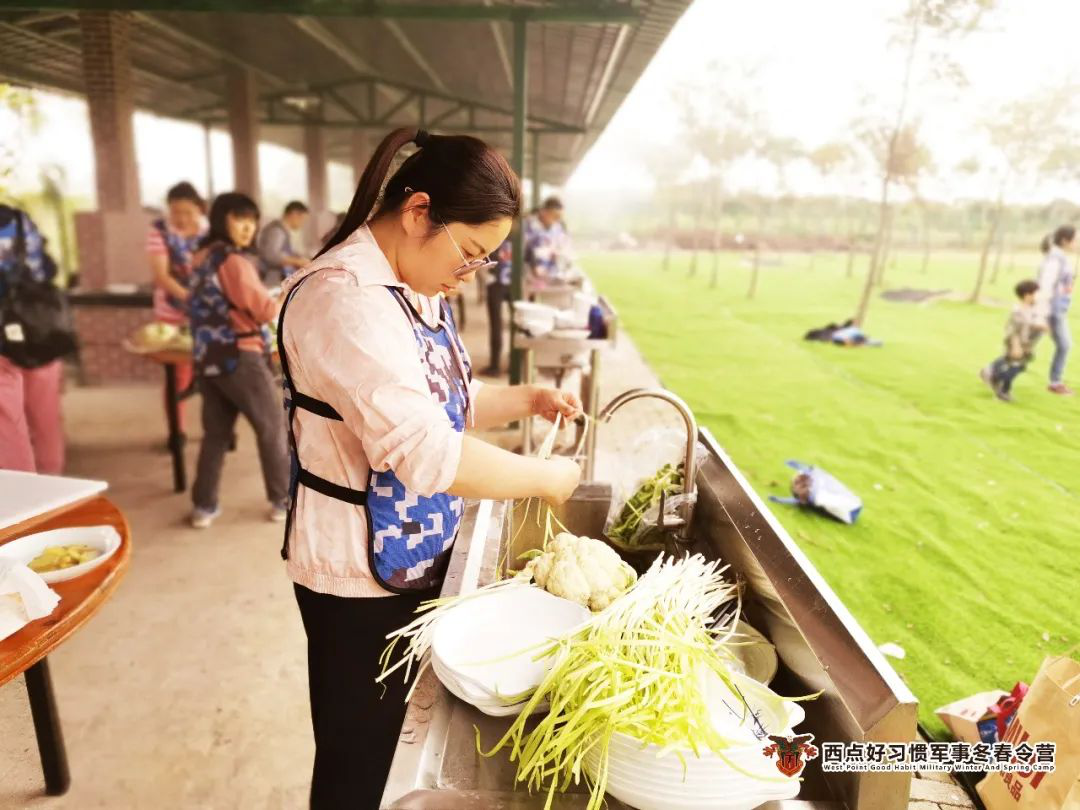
[1,496,131,796]
[123,345,196,493]
[126,343,280,493]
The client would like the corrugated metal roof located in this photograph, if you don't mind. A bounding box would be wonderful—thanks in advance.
[0,1,690,185]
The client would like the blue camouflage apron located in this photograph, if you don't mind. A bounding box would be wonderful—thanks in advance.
[153,218,201,314]
[277,276,472,594]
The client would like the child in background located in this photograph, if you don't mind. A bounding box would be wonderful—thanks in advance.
[981,280,1044,402]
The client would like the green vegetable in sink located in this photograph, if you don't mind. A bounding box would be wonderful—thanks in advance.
[607,462,683,547]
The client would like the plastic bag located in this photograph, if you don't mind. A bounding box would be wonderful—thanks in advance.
[769,460,862,524]
[604,427,703,547]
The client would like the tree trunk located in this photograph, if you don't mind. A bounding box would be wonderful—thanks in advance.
[970,200,1003,303]
[688,193,703,277]
[990,224,1006,285]
[855,177,891,324]
[710,185,724,288]
[857,1,920,323]
[662,197,675,272]
[875,206,895,287]
[920,207,931,274]
[748,244,761,299]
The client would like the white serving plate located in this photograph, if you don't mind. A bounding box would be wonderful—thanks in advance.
[0,525,121,583]
[430,655,545,717]
[431,585,589,699]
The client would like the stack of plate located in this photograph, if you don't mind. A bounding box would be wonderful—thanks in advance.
[583,670,806,810]
[512,301,558,337]
[429,584,591,717]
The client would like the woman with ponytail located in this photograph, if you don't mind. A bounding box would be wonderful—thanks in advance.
[276,128,582,807]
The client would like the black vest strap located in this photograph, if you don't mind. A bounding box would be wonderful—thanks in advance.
[278,272,367,561]
[292,391,342,420]
[297,467,367,506]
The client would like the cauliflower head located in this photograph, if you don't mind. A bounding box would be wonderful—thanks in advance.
[525,533,637,611]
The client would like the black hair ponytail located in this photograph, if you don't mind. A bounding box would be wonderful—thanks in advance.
[317,127,521,258]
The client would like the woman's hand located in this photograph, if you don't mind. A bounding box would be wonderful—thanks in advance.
[542,457,582,506]
[531,386,583,423]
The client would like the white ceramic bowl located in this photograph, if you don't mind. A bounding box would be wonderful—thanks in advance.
[0,525,121,584]
[585,748,801,810]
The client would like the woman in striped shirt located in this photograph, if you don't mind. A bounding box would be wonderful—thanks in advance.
[145,181,207,437]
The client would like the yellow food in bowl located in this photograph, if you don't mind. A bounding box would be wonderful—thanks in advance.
[28,544,101,573]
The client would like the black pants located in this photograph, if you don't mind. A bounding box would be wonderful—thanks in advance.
[191,351,290,510]
[294,584,425,810]
[486,281,509,370]
[991,356,1027,393]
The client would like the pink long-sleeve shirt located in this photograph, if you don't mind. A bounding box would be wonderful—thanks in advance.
[278,225,482,597]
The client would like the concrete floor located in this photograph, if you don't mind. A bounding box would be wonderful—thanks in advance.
[0,293,526,810]
[0,381,314,809]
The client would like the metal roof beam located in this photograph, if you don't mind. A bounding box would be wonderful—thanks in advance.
[583,23,629,126]
[0,20,208,100]
[2,2,642,23]
[483,0,513,91]
[290,15,398,105]
[426,102,465,128]
[207,117,575,135]
[132,12,291,90]
[326,88,365,122]
[375,91,415,124]
[0,59,84,97]
[12,11,75,25]
[381,19,447,93]
[293,75,581,133]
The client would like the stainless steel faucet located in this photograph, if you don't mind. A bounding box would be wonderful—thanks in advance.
[597,388,698,543]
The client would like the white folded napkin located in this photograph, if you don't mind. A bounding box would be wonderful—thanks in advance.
[0,560,61,642]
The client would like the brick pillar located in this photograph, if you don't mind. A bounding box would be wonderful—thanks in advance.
[351,129,370,186]
[80,11,140,212]
[304,123,328,212]
[75,11,148,291]
[304,123,333,250]
[226,66,261,201]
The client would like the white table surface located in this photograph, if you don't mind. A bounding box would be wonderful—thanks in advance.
[0,471,108,532]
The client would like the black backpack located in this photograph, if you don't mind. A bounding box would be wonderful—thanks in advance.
[0,210,78,369]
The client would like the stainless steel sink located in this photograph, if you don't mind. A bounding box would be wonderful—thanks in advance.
[504,482,612,573]
[382,427,917,810]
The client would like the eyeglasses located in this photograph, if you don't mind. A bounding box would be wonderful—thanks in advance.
[402,187,497,279]
[443,224,497,279]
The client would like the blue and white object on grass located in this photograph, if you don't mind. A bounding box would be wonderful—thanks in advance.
[769,460,862,524]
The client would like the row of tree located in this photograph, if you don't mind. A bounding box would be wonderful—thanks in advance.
[642,0,1078,324]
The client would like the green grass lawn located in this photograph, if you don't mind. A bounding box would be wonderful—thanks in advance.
[582,247,1079,738]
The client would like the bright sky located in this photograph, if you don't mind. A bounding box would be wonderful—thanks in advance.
[567,0,1080,203]
[3,0,1080,208]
